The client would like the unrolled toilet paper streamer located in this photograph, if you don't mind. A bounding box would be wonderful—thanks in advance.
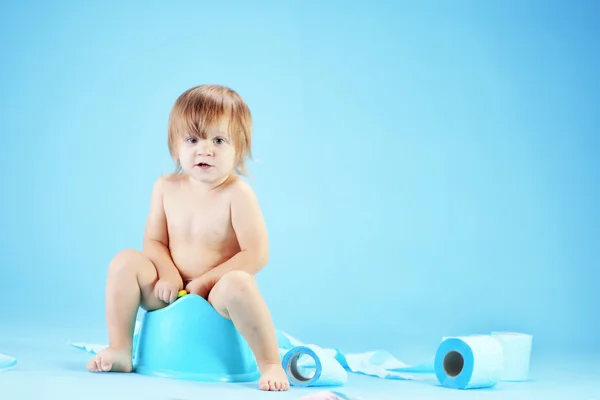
[491,332,533,381]
[435,335,504,390]
[281,345,348,387]
[299,391,362,400]
[0,353,17,372]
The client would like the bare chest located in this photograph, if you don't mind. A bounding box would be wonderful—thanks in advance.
[163,193,235,246]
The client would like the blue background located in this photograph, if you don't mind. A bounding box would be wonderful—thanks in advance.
[1,0,598,367]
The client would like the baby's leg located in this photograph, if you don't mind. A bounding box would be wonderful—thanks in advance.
[86,249,165,373]
[208,270,289,391]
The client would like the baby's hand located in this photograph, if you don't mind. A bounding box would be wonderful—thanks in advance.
[185,273,217,299]
[154,273,183,304]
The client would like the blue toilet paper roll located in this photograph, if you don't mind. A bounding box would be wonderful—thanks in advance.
[282,345,348,387]
[434,335,503,390]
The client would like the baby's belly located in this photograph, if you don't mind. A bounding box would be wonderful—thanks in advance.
[169,240,238,281]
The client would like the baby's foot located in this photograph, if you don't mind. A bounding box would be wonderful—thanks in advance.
[258,363,290,391]
[86,346,132,373]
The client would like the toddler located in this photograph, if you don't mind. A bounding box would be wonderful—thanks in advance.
[86,84,289,391]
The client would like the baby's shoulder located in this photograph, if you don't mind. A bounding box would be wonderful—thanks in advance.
[146,174,186,203]
[225,176,256,198]
[155,173,185,190]
[223,177,262,209]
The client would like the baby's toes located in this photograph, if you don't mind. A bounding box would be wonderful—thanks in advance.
[86,356,99,372]
[258,379,270,390]
[100,357,113,371]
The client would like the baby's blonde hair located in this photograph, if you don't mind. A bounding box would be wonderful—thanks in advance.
[168,84,253,176]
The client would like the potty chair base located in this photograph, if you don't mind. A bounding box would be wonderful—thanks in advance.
[134,293,260,383]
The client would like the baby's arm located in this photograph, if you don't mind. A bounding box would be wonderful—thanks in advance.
[208,181,269,279]
[142,176,180,280]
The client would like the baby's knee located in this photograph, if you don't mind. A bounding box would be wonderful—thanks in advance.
[217,270,255,298]
[208,271,256,316]
[108,249,144,274]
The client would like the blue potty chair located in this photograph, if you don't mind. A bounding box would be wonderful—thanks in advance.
[133,292,260,382]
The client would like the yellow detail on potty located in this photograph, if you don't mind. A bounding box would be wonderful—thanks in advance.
[134,294,259,382]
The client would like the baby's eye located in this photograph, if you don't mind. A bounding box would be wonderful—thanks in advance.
[186,137,197,144]
[213,137,225,145]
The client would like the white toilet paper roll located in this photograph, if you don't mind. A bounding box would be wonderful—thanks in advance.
[491,332,533,381]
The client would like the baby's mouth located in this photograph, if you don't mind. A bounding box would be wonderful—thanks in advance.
[196,162,213,168]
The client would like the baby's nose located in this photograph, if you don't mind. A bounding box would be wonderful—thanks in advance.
[197,143,214,155]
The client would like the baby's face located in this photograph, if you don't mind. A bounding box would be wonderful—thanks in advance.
[177,117,237,184]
